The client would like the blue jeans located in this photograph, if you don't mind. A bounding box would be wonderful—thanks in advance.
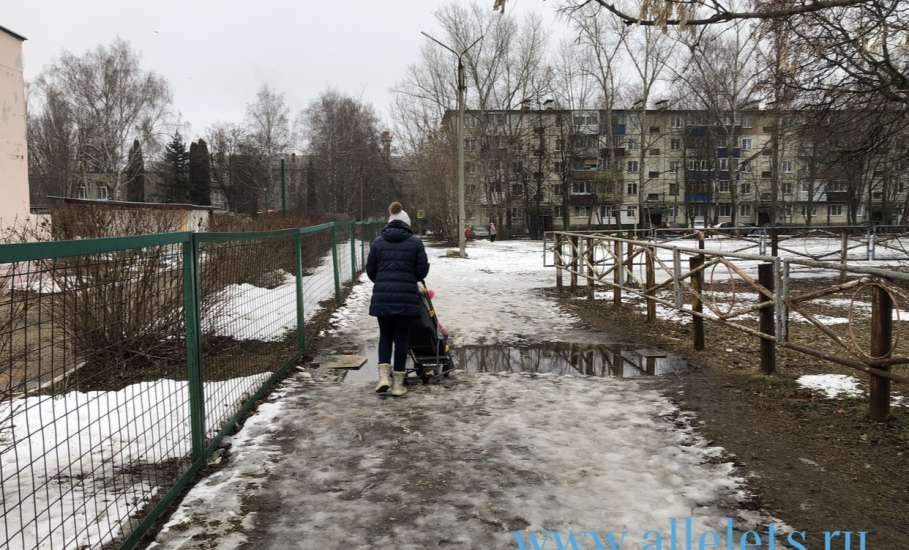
[377,316,416,372]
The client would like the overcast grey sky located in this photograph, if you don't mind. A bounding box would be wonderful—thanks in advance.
[2,0,562,139]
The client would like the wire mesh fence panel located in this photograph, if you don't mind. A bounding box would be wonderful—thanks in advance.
[300,229,340,317]
[0,220,374,550]
[335,222,354,287]
[196,232,302,446]
[0,238,193,550]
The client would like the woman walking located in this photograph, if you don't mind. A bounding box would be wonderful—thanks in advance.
[488,221,497,242]
[366,201,430,396]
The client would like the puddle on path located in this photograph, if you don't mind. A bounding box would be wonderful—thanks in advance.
[327,341,687,385]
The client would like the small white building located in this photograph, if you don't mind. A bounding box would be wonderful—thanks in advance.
[0,25,29,233]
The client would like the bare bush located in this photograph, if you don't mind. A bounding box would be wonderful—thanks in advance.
[205,213,336,288]
[4,207,192,389]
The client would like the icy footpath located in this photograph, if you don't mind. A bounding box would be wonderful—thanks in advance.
[150,240,763,549]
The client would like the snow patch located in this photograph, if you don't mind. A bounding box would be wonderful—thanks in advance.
[797,374,863,398]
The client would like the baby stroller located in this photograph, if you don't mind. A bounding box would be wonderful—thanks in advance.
[406,281,456,384]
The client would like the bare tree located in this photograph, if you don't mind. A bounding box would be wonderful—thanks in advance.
[671,17,763,226]
[618,20,676,228]
[246,84,291,210]
[497,0,870,27]
[563,4,629,228]
[393,1,550,235]
[302,90,389,217]
[28,38,172,200]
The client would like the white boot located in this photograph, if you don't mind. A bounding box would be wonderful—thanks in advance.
[390,371,408,397]
[375,364,392,393]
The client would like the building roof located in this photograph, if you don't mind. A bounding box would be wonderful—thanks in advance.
[0,25,27,41]
[46,196,217,211]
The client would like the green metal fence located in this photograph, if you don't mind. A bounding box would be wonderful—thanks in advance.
[0,219,384,550]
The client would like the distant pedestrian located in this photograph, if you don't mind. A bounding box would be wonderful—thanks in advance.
[367,201,430,397]
[465,225,473,241]
[488,222,497,242]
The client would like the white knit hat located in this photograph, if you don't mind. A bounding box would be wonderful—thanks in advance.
[389,210,412,226]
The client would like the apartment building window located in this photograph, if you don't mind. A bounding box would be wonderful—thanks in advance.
[97,185,110,200]
[598,205,610,221]
[783,205,793,217]
[77,184,88,199]
[740,204,752,216]
[627,181,638,195]
[741,160,752,173]
[741,115,753,128]
[719,158,728,171]
[574,206,591,217]
[627,138,639,151]
[466,161,477,174]
[572,182,592,195]
[669,183,679,196]
[465,138,476,151]
[830,204,844,217]
[783,160,794,173]
[717,181,731,193]
[671,115,682,128]
[700,159,710,171]
[627,206,637,218]
[741,183,751,195]
[688,159,697,171]
[554,138,564,152]
[670,138,680,151]
[574,113,598,126]
[783,182,793,194]
[742,138,753,150]
[670,160,680,172]
[718,204,733,217]
[827,182,847,192]
[800,205,817,217]
[553,161,563,174]
[627,160,639,173]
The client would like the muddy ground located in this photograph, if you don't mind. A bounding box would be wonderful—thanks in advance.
[559,291,909,548]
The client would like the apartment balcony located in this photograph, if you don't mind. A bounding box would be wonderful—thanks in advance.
[572,170,597,181]
[686,192,713,203]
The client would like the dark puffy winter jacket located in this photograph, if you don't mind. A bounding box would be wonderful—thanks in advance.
[366,220,430,317]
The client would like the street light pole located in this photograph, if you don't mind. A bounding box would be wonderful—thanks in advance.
[421,31,482,258]
[457,57,467,257]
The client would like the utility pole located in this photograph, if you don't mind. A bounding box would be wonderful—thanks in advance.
[421,32,482,258]
[280,157,287,216]
[457,57,467,256]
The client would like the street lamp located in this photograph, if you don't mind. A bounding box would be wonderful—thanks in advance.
[421,31,482,258]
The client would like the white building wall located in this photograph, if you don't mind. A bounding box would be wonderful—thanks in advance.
[0,29,29,233]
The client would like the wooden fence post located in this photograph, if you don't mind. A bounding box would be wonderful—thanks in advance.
[689,255,705,351]
[555,233,563,290]
[586,237,595,300]
[870,283,893,421]
[613,240,623,306]
[570,235,579,290]
[645,246,656,322]
[758,263,777,374]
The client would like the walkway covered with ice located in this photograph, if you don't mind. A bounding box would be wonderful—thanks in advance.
[150,241,761,550]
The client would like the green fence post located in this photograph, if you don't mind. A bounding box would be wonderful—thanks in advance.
[350,220,357,275]
[182,235,206,463]
[361,222,367,267]
[331,222,342,306]
[294,231,306,353]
